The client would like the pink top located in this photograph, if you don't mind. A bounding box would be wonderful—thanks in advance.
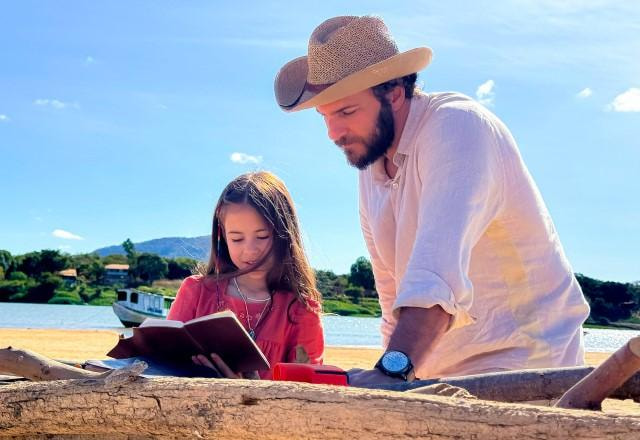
[167,275,324,379]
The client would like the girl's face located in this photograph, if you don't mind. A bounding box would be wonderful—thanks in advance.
[222,203,274,276]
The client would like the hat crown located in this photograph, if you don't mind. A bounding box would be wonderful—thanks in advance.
[307,16,399,85]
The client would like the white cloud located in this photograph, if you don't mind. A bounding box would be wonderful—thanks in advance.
[230,152,262,164]
[607,88,640,112]
[476,80,496,106]
[52,229,84,240]
[0,114,8,122]
[577,87,593,98]
[34,99,79,109]
[58,245,72,251]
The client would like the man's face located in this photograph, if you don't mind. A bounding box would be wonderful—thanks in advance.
[317,89,395,170]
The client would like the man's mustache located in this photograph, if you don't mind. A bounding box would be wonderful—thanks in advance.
[335,136,364,148]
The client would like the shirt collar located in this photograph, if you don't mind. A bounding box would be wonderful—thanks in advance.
[394,90,428,162]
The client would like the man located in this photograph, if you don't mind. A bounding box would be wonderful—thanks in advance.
[274,15,590,386]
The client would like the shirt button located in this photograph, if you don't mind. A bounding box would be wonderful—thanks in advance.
[392,182,399,189]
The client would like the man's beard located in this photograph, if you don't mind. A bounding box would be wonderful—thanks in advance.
[336,98,395,170]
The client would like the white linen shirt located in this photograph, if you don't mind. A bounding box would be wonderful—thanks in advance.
[359,91,590,379]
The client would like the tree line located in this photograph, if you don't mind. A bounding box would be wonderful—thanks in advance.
[1,245,638,325]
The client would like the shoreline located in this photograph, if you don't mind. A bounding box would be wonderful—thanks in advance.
[0,327,612,367]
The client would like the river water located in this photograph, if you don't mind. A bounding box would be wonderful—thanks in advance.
[0,302,637,352]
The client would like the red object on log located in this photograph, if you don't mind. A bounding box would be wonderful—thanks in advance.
[273,363,349,386]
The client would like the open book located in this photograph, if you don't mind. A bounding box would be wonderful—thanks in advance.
[107,310,270,373]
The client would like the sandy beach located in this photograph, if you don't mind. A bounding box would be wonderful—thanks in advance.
[0,328,637,413]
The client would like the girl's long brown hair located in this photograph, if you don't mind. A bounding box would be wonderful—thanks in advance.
[200,171,321,311]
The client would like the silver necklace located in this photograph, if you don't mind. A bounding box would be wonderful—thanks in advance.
[233,277,271,340]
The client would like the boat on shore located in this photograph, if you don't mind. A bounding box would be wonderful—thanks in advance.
[112,288,174,327]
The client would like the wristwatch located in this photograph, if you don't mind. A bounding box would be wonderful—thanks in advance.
[375,350,415,381]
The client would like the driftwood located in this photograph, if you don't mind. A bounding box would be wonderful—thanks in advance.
[370,366,640,402]
[557,337,640,409]
[373,338,640,408]
[1,377,640,439]
[0,347,147,385]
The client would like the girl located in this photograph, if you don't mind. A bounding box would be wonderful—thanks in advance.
[167,171,324,379]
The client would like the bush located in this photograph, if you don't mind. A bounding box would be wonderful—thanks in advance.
[8,271,28,281]
[49,289,83,305]
[25,273,63,303]
[0,279,34,301]
[344,285,365,303]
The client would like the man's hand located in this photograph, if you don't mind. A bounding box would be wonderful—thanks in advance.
[347,368,405,387]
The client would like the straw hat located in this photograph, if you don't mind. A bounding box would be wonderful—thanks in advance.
[274,15,432,112]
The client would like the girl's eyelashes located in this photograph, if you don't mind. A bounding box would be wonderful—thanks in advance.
[229,235,270,243]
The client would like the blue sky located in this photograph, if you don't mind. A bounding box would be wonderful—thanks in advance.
[1,1,638,282]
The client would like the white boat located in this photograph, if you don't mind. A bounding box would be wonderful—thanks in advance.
[112,289,174,327]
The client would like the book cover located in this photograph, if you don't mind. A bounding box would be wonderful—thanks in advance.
[107,310,270,373]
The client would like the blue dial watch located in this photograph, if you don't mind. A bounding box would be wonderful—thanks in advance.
[375,350,415,381]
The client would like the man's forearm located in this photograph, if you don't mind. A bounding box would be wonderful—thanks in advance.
[386,305,451,368]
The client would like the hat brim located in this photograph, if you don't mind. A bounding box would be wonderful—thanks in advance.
[275,47,432,112]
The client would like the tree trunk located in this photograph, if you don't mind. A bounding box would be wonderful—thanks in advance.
[1,377,640,439]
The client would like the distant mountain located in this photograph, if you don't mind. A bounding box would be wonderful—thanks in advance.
[94,236,211,261]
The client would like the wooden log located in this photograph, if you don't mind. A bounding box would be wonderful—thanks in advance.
[0,378,639,439]
[367,366,640,403]
[0,347,147,384]
[0,346,105,381]
[556,337,640,410]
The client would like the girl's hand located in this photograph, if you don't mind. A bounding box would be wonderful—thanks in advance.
[192,353,259,379]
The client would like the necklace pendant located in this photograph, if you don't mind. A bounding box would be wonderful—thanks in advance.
[249,329,256,340]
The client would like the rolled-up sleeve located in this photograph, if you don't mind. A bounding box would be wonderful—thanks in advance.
[393,107,505,331]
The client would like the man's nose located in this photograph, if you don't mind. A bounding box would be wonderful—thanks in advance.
[325,117,347,143]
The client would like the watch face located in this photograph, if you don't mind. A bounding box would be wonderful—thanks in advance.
[381,351,409,373]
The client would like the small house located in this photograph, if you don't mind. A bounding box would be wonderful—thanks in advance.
[57,268,78,287]
[103,264,129,285]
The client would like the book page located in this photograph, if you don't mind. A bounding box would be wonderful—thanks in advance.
[140,318,184,328]
[186,309,236,325]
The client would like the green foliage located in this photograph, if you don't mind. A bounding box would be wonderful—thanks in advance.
[349,256,375,290]
[135,253,168,285]
[17,250,70,278]
[88,288,117,305]
[323,298,381,316]
[315,269,338,296]
[0,250,15,274]
[137,285,177,297]
[8,271,28,281]
[0,278,36,301]
[0,266,4,280]
[72,253,105,285]
[344,285,365,303]
[167,257,198,279]
[25,273,63,303]
[49,288,83,305]
[102,254,128,265]
[577,274,638,323]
